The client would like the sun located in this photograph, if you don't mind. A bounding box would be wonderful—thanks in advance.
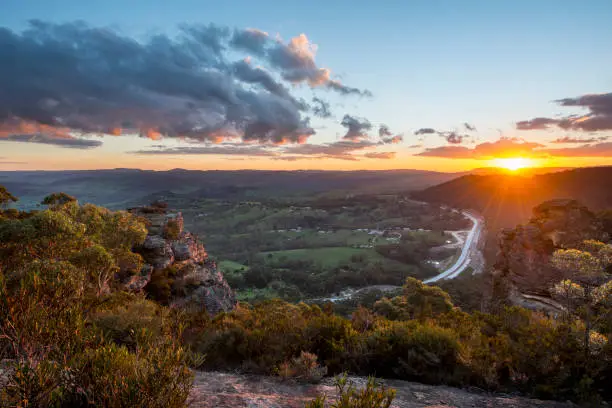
[491,157,532,171]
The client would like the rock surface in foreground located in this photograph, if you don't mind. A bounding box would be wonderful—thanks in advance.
[189,371,574,408]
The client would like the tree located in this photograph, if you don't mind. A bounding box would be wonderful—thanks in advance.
[551,240,612,364]
[0,185,18,209]
[373,277,453,321]
[41,192,77,207]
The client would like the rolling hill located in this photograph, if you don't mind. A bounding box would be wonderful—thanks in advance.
[412,166,612,230]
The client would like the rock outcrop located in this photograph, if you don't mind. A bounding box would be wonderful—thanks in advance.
[125,202,236,315]
[492,199,608,308]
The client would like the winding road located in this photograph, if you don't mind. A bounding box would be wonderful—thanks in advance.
[423,211,482,284]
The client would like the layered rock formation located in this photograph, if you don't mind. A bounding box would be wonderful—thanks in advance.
[492,199,608,309]
[124,202,236,315]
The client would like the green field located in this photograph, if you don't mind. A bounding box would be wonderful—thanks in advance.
[260,246,402,268]
[218,260,249,273]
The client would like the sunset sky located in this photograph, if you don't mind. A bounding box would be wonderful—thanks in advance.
[1,0,611,172]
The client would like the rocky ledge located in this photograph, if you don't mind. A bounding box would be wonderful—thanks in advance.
[188,371,574,408]
[123,201,236,315]
[492,199,608,310]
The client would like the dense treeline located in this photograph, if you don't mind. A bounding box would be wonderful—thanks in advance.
[1,187,611,406]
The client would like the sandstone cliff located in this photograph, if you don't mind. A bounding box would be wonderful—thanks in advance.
[492,199,608,310]
[124,202,236,315]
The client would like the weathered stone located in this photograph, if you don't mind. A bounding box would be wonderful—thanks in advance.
[172,232,207,263]
[137,235,174,269]
[493,199,608,304]
[129,202,236,315]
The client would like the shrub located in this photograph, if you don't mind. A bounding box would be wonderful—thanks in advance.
[306,374,396,408]
[276,351,327,383]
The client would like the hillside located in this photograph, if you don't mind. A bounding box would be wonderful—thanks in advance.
[412,166,612,230]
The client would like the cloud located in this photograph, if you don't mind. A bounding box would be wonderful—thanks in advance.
[551,136,607,144]
[0,156,26,165]
[230,28,269,55]
[281,139,378,161]
[516,117,560,130]
[542,142,612,157]
[0,133,102,149]
[132,144,277,156]
[378,124,403,144]
[416,146,474,159]
[382,135,403,144]
[230,29,371,97]
[464,122,476,131]
[414,128,437,135]
[408,144,423,149]
[312,97,332,118]
[0,21,366,145]
[364,152,396,159]
[439,131,465,144]
[340,114,372,140]
[135,138,390,162]
[379,124,392,138]
[414,126,465,144]
[416,138,544,159]
[517,92,612,132]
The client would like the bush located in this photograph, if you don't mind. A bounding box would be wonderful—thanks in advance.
[306,374,396,408]
[276,351,327,383]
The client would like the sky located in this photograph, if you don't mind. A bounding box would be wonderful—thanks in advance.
[1,0,611,172]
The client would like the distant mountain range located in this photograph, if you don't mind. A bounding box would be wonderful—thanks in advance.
[0,168,458,209]
[412,166,612,230]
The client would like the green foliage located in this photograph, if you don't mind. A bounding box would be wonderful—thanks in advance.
[0,194,192,407]
[0,185,18,208]
[165,219,181,240]
[144,266,179,305]
[373,278,454,321]
[305,374,396,408]
[41,191,77,207]
[276,351,327,383]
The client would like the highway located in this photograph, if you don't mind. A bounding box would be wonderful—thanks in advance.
[423,211,482,284]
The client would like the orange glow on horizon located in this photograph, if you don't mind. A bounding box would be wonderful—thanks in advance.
[490,157,535,171]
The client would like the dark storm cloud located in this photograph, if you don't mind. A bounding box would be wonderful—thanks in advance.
[0,133,102,149]
[340,114,372,140]
[414,128,437,135]
[517,92,612,132]
[312,97,332,118]
[0,21,360,146]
